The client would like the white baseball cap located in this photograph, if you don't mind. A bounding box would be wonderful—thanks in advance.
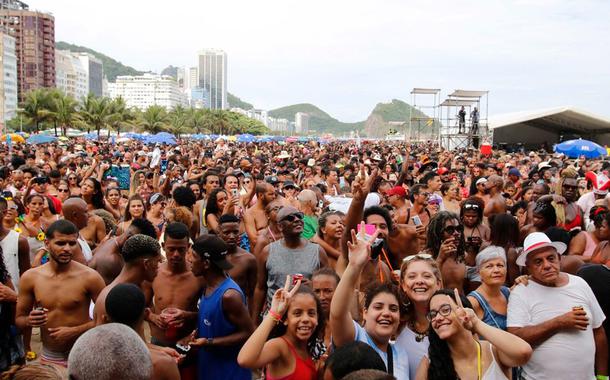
[516,232,566,266]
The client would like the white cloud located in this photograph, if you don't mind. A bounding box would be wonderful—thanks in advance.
[31,0,610,121]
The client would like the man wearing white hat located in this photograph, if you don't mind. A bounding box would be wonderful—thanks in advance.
[507,232,607,380]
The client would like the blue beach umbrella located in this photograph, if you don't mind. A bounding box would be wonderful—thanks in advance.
[27,135,57,145]
[554,138,606,159]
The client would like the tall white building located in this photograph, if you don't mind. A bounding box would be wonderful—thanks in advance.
[108,74,188,111]
[197,49,227,110]
[187,66,198,90]
[55,49,88,101]
[0,32,17,122]
[74,52,103,97]
[295,112,310,134]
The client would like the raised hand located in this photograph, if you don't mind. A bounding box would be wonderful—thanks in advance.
[453,288,478,332]
[347,222,378,268]
[269,275,301,317]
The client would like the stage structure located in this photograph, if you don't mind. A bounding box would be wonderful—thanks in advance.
[439,90,489,150]
[409,88,441,143]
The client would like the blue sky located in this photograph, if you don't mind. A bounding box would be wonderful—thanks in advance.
[31,0,610,121]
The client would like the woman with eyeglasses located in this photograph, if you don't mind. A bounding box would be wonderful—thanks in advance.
[146,193,167,238]
[311,211,345,270]
[67,173,81,197]
[55,179,71,203]
[330,226,410,379]
[116,195,147,235]
[395,253,443,380]
[416,289,531,380]
[425,211,468,293]
[466,246,510,332]
[80,177,105,211]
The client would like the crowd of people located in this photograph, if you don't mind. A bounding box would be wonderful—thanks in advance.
[0,136,608,380]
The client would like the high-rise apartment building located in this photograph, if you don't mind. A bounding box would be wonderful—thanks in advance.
[197,49,227,110]
[188,66,198,90]
[0,0,55,101]
[75,52,103,97]
[0,31,17,122]
[55,49,88,100]
[108,74,188,111]
[295,112,310,134]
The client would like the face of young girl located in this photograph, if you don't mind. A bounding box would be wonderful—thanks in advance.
[285,293,318,342]
[363,291,400,343]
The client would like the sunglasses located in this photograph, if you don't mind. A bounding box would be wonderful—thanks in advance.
[426,303,452,321]
[68,177,77,180]
[443,225,463,235]
[280,212,304,223]
[463,204,480,210]
[403,253,433,263]
[58,188,70,193]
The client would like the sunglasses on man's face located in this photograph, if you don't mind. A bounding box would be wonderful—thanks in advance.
[280,212,304,223]
[58,188,69,193]
[443,225,463,235]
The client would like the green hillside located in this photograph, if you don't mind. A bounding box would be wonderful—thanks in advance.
[228,94,254,110]
[269,103,364,135]
[56,41,144,81]
[364,99,441,138]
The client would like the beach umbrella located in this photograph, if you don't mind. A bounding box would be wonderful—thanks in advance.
[237,134,256,143]
[27,135,57,145]
[1,134,25,143]
[554,138,606,159]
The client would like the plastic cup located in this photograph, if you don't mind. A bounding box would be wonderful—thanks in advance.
[161,307,180,340]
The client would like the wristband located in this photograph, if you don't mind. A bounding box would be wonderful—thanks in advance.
[268,310,282,323]
[596,376,609,380]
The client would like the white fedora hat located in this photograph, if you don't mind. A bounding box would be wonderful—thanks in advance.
[516,232,566,266]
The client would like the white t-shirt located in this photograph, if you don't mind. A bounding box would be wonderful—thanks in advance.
[507,274,605,380]
[352,320,410,380]
[395,326,428,380]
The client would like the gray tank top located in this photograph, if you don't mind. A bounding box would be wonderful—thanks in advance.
[266,240,320,304]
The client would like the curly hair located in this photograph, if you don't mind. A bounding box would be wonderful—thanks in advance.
[426,211,465,261]
[92,209,117,235]
[172,186,197,208]
[591,205,609,229]
[269,286,326,359]
[317,210,345,238]
[363,206,394,232]
[129,218,158,239]
[363,282,399,309]
[427,289,473,380]
[121,234,161,263]
[165,206,194,230]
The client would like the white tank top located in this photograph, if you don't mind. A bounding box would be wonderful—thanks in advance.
[1,230,21,292]
[78,238,93,263]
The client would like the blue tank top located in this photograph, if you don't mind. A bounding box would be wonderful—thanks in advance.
[468,287,510,331]
[197,277,251,380]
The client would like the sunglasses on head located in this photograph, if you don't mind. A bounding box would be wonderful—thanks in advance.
[280,212,304,223]
[443,225,463,235]
[463,203,479,210]
[403,253,433,263]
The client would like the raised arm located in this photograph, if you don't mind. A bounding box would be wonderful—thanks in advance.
[251,245,270,322]
[330,226,374,347]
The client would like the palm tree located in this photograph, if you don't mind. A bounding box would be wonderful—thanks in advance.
[107,97,134,137]
[20,88,53,133]
[168,105,191,138]
[79,94,111,137]
[137,105,169,134]
[49,91,80,136]
[212,110,231,135]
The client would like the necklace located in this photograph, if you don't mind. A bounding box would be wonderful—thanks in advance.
[408,320,429,342]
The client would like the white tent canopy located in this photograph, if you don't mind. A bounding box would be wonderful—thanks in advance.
[490,106,610,147]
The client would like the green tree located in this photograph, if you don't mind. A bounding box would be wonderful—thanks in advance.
[168,105,191,138]
[48,91,81,136]
[137,105,169,134]
[79,94,112,137]
[106,97,135,137]
[20,88,54,133]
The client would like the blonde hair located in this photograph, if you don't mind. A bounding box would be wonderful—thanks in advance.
[1,363,66,380]
[399,254,443,284]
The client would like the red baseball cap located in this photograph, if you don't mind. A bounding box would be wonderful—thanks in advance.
[387,186,406,197]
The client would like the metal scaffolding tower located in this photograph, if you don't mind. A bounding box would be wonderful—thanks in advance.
[439,89,489,150]
[408,88,441,143]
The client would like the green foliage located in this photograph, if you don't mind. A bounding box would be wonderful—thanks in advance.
[227,93,254,110]
[56,41,144,81]
[269,103,364,135]
[136,105,169,134]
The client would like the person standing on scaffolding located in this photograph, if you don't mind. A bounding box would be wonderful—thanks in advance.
[458,106,466,133]
[471,107,480,135]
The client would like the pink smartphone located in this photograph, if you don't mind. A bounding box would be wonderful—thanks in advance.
[357,224,377,236]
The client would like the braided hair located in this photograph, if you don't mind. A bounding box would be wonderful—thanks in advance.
[426,211,465,261]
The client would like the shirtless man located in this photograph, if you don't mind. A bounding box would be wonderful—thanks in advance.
[62,198,105,261]
[102,284,180,380]
[386,185,410,224]
[217,215,256,309]
[144,223,202,351]
[93,234,163,325]
[243,183,276,246]
[483,175,507,218]
[15,220,105,366]
[89,218,158,285]
[405,184,432,227]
